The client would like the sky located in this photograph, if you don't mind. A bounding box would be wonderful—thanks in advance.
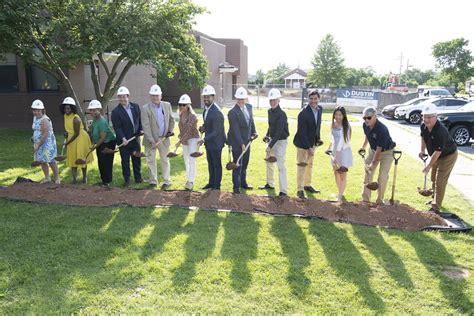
[193,0,474,75]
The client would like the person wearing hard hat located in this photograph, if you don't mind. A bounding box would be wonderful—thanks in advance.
[258,88,289,196]
[227,87,257,194]
[88,100,116,186]
[200,84,226,190]
[141,84,175,189]
[419,103,458,213]
[293,89,324,199]
[176,94,200,190]
[111,86,143,187]
[31,99,61,184]
[60,97,94,184]
[359,106,396,205]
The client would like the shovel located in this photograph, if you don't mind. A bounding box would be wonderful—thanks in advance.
[325,150,349,172]
[418,153,433,197]
[55,137,67,161]
[102,131,144,155]
[167,142,181,158]
[389,150,402,205]
[134,131,174,158]
[75,147,95,165]
[297,148,313,167]
[226,135,258,170]
[190,131,205,158]
[262,136,277,163]
[30,160,42,167]
[359,149,379,191]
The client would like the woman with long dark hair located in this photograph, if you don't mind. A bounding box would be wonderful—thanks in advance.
[327,106,353,203]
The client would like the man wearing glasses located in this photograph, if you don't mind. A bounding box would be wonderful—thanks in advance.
[419,104,458,213]
[359,107,396,204]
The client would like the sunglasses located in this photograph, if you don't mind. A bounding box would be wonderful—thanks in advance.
[363,116,373,120]
[178,104,187,107]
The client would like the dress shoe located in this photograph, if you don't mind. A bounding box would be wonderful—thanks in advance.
[278,192,287,197]
[428,207,441,214]
[124,181,130,187]
[304,186,320,193]
[135,178,143,184]
[258,183,275,190]
[297,190,306,199]
[233,189,241,194]
[161,183,171,191]
[241,184,253,190]
[202,183,213,190]
[148,183,157,188]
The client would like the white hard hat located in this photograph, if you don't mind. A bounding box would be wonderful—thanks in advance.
[421,103,437,115]
[87,99,102,110]
[268,88,281,100]
[202,85,216,96]
[234,87,248,99]
[149,84,162,95]
[117,86,130,96]
[62,97,76,106]
[31,99,44,110]
[178,94,191,104]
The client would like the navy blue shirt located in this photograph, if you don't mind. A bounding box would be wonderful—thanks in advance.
[420,121,457,158]
[363,120,395,151]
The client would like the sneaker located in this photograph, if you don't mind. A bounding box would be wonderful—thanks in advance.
[54,178,61,185]
[428,207,441,214]
[161,183,171,191]
[278,192,287,197]
[258,183,275,190]
[184,182,193,191]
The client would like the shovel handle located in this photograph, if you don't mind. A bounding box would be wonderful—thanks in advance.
[393,150,402,164]
[358,149,366,159]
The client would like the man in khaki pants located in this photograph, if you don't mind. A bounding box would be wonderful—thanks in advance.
[141,84,175,190]
[258,88,289,197]
[360,107,396,204]
[293,90,323,199]
[419,103,458,213]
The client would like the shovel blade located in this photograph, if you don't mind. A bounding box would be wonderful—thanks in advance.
[296,162,308,167]
[417,187,434,197]
[190,152,203,158]
[167,152,178,158]
[132,151,145,158]
[226,162,238,170]
[366,182,379,190]
[30,161,42,167]
[55,156,66,161]
[75,159,87,165]
[101,148,116,154]
[264,156,277,163]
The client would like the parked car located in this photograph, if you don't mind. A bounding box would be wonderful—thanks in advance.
[395,96,469,124]
[438,101,474,146]
[421,88,452,98]
[386,83,409,92]
[382,97,428,119]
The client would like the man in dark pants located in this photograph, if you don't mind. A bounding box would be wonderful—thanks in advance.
[200,85,226,190]
[293,89,323,199]
[227,87,257,194]
[111,86,143,187]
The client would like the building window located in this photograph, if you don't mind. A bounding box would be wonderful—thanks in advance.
[0,53,19,92]
[29,65,60,91]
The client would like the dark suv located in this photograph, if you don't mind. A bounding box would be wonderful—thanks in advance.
[438,101,474,146]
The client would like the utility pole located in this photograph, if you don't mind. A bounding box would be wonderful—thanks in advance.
[398,52,403,79]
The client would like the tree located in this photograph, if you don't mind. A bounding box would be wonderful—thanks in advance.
[432,38,474,89]
[400,68,436,86]
[254,69,265,86]
[264,63,290,85]
[344,67,376,87]
[307,34,345,87]
[0,0,208,125]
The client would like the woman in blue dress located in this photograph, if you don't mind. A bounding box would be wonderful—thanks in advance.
[31,99,61,184]
[327,106,353,204]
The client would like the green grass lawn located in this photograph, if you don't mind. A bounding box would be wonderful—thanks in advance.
[0,113,473,313]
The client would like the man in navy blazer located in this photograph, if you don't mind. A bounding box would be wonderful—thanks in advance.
[111,86,143,186]
[293,89,323,199]
[227,87,257,194]
[200,85,226,190]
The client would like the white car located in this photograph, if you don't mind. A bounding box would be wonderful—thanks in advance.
[420,88,452,98]
[394,97,469,124]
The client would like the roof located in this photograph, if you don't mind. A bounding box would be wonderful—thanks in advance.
[280,68,307,80]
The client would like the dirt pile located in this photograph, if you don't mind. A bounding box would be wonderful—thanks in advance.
[0,182,445,231]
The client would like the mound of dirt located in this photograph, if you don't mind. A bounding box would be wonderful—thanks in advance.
[0,182,446,231]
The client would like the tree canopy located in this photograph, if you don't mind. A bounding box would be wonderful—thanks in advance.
[0,0,208,123]
[307,34,345,88]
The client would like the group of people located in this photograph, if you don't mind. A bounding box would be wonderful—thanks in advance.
[30,84,457,212]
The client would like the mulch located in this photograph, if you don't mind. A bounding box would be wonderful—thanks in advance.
[0,181,446,231]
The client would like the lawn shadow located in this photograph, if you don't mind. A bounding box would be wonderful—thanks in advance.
[270,217,311,297]
[352,225,414,289]
[172,210,221,291]
[309,220,385,312]
[0,202,153,313]
[220,212,259,293]
[390,230,474,313]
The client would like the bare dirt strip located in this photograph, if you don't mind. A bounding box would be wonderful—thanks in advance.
[0,182,445,231]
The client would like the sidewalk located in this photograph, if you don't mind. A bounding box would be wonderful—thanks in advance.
[378,117,474,206]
